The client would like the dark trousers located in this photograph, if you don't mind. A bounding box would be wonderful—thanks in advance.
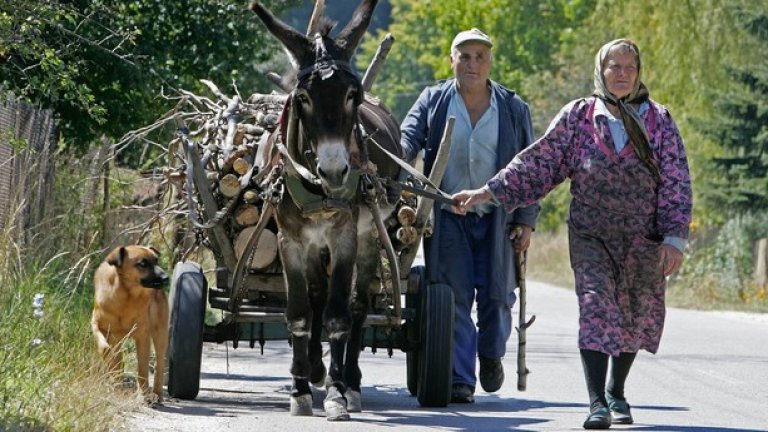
[436,211,512,387]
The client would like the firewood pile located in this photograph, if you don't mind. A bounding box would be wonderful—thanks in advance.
[134,78,422,280]
[155,79,291,273]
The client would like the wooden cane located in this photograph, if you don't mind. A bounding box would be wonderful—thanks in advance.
[515,230,536,391]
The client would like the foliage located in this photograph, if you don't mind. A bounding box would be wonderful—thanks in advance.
[357,0,595,123]
[695,8,768,214]
[672,212,768,310]
[1,0,298,166]
[535,179,571,232]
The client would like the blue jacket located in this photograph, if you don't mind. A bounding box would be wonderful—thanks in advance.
[400,79,539,306]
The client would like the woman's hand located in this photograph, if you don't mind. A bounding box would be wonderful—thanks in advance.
[660,244,683,276]
[451,188,493,214]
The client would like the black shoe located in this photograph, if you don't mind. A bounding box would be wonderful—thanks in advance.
[478,356,504,393]
[606,392,633,424]
[583,407,611,430]
[450,383,475,403]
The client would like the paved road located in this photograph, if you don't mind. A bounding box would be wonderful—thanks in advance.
[124,282,768,431]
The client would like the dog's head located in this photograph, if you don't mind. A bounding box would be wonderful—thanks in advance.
[105,245,169,289]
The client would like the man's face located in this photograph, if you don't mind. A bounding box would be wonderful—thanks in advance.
[451,42,492,89]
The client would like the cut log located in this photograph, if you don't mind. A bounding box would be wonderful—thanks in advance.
[396,225,418,245]
[234,226,278,270]
[219,174,241,197]
[243,189,260,204]
[397,205,417,227]
[233,158,251,175]
[235,205,260,226]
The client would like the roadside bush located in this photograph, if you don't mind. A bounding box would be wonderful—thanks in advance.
[671,212,768,310]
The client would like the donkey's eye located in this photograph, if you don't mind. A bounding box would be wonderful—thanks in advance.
[297,94,310,105]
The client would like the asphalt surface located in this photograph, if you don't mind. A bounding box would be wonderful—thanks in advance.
[123,281,768,431]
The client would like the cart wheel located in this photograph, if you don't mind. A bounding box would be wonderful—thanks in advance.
[167,261,207,400]
[417,283,454,408]
[405,266,426,396]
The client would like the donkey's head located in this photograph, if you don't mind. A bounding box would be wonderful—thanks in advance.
[252,0,377,194]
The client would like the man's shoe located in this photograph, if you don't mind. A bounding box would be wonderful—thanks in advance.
[606,392,633,424]
[450,383,475,403]
[478,356,504,392]
[583,406,611,430]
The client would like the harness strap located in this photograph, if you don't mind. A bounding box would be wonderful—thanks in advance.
[366,134,451,200]
[276,141,321,185]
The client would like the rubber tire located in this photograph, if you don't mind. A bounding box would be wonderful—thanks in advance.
[416,283,454,408]
[167,261,207,400]
[405,266,426,396]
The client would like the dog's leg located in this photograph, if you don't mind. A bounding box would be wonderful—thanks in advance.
[93,317,123,383]
[150,291,169,402]
[134,326,151,398]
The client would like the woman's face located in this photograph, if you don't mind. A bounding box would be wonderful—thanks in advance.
[602,49,638,99]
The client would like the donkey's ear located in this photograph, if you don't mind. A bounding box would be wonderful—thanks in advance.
[251,2,312,65]
[335,0,378,60]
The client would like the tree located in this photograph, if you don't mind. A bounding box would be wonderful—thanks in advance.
[697,8,768,213]
[1,0,298,165]
[357,0,595,123]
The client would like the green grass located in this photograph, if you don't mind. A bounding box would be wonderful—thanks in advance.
[0,253,143,431]
[527,227,574,290]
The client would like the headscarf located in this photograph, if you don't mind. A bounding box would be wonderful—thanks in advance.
[593,39,659,179]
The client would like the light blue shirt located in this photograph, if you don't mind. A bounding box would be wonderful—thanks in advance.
[594,98,649,153]
[441,87,499,216]
[594,98,687,253]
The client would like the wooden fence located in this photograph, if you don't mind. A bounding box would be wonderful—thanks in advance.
[0,96,57,245]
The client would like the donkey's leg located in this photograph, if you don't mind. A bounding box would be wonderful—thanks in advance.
[307,248,329,388]
[281,239,314,416]
[344,283,368,413]
[344,233,378,412]
[323,229,356,421]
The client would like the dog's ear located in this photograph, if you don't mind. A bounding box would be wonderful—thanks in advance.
[148,246,161,257]
[106,247,128,267]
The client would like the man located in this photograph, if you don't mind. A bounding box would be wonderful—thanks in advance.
[400,28,539,403]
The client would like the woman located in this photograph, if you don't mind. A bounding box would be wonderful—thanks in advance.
[452,39,692,429]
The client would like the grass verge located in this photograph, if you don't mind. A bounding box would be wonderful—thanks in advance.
[0,254,144,431]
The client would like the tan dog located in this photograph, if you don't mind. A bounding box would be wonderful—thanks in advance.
[91,245,169,402]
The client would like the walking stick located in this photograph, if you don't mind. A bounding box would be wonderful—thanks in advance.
[515,243,536,391]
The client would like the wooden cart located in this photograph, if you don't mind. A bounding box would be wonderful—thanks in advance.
[162,77,457,408]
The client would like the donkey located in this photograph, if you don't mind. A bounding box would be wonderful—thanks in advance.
[251,0,402,421]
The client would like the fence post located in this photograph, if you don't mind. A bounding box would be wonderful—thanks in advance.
[754,238,768,286]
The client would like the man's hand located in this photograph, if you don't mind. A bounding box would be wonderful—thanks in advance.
[660,244,683,276]
[451,188,493,214]
[510,224,533,252]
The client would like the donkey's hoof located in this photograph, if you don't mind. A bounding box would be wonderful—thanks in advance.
[323,399,350,421]
[324,389,349,421]
[345,390,362,412]
[290,394,313,416]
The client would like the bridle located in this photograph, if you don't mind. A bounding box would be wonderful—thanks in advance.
[277,33,370,217]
